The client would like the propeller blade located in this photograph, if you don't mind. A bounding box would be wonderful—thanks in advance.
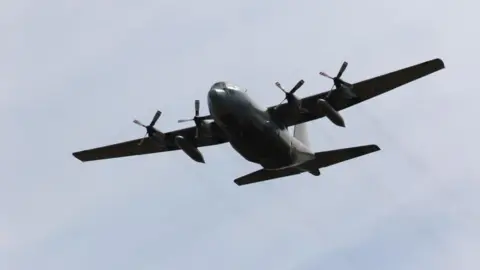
[319,72,333,79]
[200,115,213,121]
[326,84,335,97]
[276,97,287,107]
[150,110,162,126]
[178,119,192,123]
[195,100,200,116]
[337,61,348,78]
[133,119,146,127]
[275,82,287,93]
[138,132,148,145]
[290,79,304,94]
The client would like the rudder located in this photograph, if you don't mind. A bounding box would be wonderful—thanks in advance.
[293,122,310,147]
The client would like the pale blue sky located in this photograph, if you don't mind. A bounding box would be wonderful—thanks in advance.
[1,0,479,269]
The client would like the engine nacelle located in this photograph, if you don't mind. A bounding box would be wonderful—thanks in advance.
[317,99,345,127]
[174,135,205,163]
[198,121,213,138]
[149,127,166,145]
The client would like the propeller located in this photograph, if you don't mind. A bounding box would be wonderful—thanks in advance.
[319,61,356,98]
[274,79,307,112]
[178,100,211,138]
[133,110,162,146]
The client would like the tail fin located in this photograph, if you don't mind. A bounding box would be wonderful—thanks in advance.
[293,122,310,147]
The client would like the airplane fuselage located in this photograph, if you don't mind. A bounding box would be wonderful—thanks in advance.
[207,82,313,170]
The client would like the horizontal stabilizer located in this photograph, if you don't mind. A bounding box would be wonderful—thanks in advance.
[234,144,380,186]
[234,167,302,186]
[307,144,380,169]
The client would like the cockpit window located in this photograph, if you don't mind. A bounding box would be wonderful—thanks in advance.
[225,82,241,91]
[212,82,242,90]
[212,82,226,89]
[211,81,246,94]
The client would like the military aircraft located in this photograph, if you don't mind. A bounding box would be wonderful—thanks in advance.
[72,58,445,186]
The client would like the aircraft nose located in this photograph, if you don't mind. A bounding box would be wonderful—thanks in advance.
[208,87,226,102]
[207,87,229,116]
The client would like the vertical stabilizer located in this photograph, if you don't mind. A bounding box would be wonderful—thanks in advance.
[293,122,310,147]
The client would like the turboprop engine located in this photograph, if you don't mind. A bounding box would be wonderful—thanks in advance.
[317,99,345,127]
[133,110,166,146]
[178,100,213,138]
[273,79,308,114]
[174,135,205,163]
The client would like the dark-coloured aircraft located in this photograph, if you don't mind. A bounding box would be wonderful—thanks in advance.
[72,58,445,186]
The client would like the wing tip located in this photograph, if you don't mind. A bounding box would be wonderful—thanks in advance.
[435,57,445,67]
[234,177,253,186]
[370,144,381,151]
[429,58,446,70]
[72,152,87,162]
[233,174,262,186]
[363,144,381,154]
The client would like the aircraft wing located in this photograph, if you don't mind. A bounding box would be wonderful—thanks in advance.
[268,58,445,127]
[72,123,228,162]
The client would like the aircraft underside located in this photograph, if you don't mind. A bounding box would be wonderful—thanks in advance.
[215,112,295,170]
[71,58,445,186]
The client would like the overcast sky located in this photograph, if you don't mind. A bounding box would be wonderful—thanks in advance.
[1,0,479,269]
